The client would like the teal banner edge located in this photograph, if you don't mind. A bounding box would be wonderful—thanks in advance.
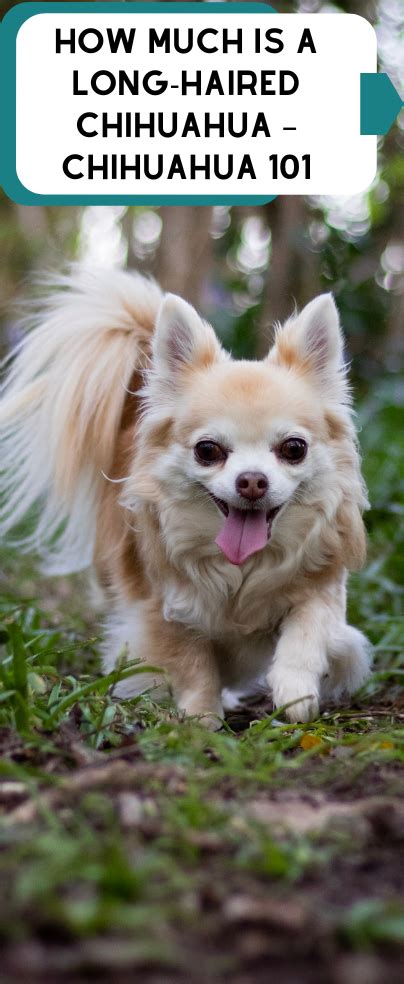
[0,1,277,206]
[360,72,403,135]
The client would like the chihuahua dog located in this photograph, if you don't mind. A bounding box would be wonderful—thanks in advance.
[0,270,371,726]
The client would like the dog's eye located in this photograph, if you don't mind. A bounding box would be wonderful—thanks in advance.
[278,438,307,463]
[194,441,227,466]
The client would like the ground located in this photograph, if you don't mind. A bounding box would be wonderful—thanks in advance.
[0,381,403,982]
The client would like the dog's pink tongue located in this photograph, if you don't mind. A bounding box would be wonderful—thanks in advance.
[215,507,268,566]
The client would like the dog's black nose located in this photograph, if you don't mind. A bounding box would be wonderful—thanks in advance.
[236,472,268,501]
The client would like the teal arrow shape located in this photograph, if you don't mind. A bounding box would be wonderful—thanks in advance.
[361,73,403,135]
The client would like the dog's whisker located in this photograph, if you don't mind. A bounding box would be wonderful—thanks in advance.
[101,471,131,485]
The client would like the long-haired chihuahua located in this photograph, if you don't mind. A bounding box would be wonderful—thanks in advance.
[0,270,371,727]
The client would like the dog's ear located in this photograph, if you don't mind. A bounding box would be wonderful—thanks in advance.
[269,294,346,398]
[153,294,224,382]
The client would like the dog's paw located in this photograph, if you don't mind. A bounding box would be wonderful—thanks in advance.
[283,695,320,723]
[196,712,224,732]
[181,709,223,731]
[178,691,224,730]
[268,667,320,723]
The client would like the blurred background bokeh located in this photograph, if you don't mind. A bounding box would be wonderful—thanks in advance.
[1,0,403,379]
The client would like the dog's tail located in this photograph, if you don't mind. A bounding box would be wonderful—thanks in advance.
[0,267,162,573]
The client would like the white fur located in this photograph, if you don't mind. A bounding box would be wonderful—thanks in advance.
[0,270,371,723]
[0,268,162,572]
[103,602,165,699]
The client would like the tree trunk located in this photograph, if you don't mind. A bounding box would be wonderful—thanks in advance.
[156,206,213,309]
[257,197,309,357]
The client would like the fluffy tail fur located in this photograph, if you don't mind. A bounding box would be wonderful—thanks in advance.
[0,268,162,573]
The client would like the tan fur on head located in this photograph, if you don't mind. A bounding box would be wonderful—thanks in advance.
[0,272,371,723]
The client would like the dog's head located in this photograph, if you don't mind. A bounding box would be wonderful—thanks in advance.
[133,293,366,569]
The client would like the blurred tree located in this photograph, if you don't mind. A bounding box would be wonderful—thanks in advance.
[256,197,319,357]
[156,207,213,307]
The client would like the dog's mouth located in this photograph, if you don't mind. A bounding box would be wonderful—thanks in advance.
[207,493,282,566]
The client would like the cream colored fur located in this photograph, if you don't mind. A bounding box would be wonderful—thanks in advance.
[0,269,371,726]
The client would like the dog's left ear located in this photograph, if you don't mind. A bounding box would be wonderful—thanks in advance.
[269,294,346,396]
[153,294,224,385]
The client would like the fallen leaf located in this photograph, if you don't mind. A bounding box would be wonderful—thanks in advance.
[299,734,323,750]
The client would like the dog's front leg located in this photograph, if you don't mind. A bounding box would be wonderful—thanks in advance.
[104,601,223,728]
[166,631,223,731]
[147,606,223,728]
[267,594,334,723]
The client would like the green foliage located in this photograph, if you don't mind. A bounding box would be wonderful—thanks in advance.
[342,900,404,948]
[0,341,402,975]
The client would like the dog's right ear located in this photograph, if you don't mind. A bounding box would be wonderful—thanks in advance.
[153,294,224,384]
[268,294,348,404]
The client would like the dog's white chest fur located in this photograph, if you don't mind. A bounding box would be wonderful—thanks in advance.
[161,555,287,639]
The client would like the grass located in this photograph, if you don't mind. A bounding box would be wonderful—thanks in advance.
[0,377,403,981]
